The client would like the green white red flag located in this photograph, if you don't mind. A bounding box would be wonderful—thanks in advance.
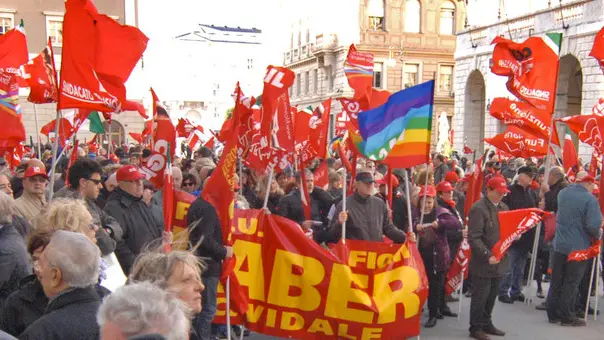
[490,34,562,113]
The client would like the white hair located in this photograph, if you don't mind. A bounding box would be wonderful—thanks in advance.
[0,191,14,224]
[45,230,100,288]
[97,282,190,340]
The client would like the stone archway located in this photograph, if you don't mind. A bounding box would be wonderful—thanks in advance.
[555,54,583,149]
[101,120,126,148]
[464,70,486,153]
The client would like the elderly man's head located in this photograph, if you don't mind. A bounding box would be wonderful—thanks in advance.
[22,165,48,198]
[548,166,565,186]
[0,174,13,197]
[0,191,15,225]
[97,282,190,340]
[36,230,100,298]
[116,165,145,198]
[172,167,183,189]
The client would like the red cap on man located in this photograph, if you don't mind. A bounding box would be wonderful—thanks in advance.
[436,181,454,193]
[486,176,510,194]
[24,165,49,180]
[445,171,459,183]
[576,175,595,184]
[116,165,146,182]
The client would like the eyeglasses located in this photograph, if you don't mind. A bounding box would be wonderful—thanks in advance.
[183,182,196,187]
[87,178,102,185]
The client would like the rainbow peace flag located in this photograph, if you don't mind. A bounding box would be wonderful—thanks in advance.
[356,80,434,168]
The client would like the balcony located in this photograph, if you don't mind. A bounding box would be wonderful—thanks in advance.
[314,33,338,51]
[457,0,601,58]
[283,42,315,65]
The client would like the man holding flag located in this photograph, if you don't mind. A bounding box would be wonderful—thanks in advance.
[547,175,602,326]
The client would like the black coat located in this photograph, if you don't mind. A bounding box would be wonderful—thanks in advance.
[276,187,334,243]
[18,286,102,340]
[0,225,31,310]
[502,183,539,253]
[186,197,226,278]
[104,188,164,275]
[544,178,568,213]
[0,277,109,337]
[468,198,510,278]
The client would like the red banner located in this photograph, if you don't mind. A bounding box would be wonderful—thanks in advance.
[492,208,550,261]
[259,66,294,147]
[19,39,58,104]
[344,45,374,110]
[445,238,471,296]
[490,35,560,113]
[489,97,559,145]
[589,26,604,73]
[213,209,428,339]
[567,238,602,262]
[557,114,604,154]
[140,151,167,189]
[484,126,548,158]
[171,190,196,249]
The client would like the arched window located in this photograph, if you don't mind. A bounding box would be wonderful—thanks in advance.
[440,1,456,35]
[404,0,421,33]
[368,0,385,31]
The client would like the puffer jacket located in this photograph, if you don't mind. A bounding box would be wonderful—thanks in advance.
[412,206,461,273]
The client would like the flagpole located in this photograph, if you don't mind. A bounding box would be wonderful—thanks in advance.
[403,169,415,236]
[107,116,112,156]
[419,164,431,226]
[342,168,347,244]
[263,166,274,208]
[525,222,542,305]
[226,276,231,340]
[33,104,42,158]
[594,248,601,321]
[584,257,597,321]
[47,106,61,202]
[457,267,465,321]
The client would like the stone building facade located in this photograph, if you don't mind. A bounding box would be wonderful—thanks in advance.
[284,0,465,147]
[453,0,604,159]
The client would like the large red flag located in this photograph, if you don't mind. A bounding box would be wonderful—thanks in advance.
[344,45,374,110]
[562,133,580,181]
[0,25,28,73]
[150,89,176,158]
[19,38,58,104]
[589,26,604,73]
[308,98,332,159]
[489,97,560,145]
[259,66,294,146]
[557,114,604,154]
[484,126,549,158]
[445,239,471,295]
[59,0,148,112]
[490,34,561,113]
[567,238,602,262]
[270,92,295,151]
[202,87,249,315]
[492,208,550,261]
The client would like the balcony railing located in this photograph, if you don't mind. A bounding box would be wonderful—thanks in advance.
[458,0,599,54]
[283,42,316,65]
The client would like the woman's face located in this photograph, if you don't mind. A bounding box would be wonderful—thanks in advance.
[441,191,453,201]
[421,197,435,213]
[270,180,279,193]
[167,261,205,314]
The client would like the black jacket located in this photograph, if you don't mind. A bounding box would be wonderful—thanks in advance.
[0,225,31,310]
[502,183,539,252]
[544,178,569,213]
[55,187,123,256]
[276,187,334,243]
[19,286,101,340]
[104,188,164,275]
[186,197,226,277]
[0,277,109,337]
[437,197,464,244]
[391,190,410,232]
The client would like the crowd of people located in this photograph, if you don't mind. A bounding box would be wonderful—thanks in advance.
[0,141,602,340]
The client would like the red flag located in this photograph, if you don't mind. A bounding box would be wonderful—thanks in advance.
[59,0,148,112]
[19,38,58,104]
[123,100,147,119]
[0,73,25,151]
[202,88,248,315]
[270,92,295,151]
[141,120,153,142]
[150,89,176,157]
[445,238,471,295]
[463,144,474,154]
[562,133,579,181]
[163,149,174,252]
[344,45,374,110]
[489,97,560,145]
[337,98,361,130]
[259,66,294,146]
[589,26,604,73]
[5,143,25,169]
[129,132,143,144]
[139,151,167,189]
[0,25,28,72]
[313,160,329,189]
[40,118,74,147]
[484,126,549,158]
[203,136,215,150]
[557,114,604,154]
[308,98,332,159]
[490,35,561,113]
[567,238,602,262]
[492,208,550,261]
[588,151,599,178]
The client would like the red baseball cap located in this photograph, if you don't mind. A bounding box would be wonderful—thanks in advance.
[577,175,595,184]
[418,185,437,198]
[436,181,454,193]
[487,176,510,194]
[24,165,48,180]
[116,165,145,182]
[460,174,472,183]
[445,171,459,183]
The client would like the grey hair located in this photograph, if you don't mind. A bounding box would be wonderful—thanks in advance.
[45,230,100,288]
[549,166,565,179]
[0,191,14,224]
[129,250,205,290]
[97,281,190,340]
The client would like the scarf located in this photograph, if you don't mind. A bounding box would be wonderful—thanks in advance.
[443,198,456,209]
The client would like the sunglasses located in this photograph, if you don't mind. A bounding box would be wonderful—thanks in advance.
[87,178,102,185]
[183,182,195,187]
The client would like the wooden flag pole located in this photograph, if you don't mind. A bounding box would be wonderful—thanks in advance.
[584,257,597,321]
[342,168,347,244]
[226,276,231,340]
[594,248,601,321]
[263,166,274,209]
[33,104,42,158]
[47,105,62,202]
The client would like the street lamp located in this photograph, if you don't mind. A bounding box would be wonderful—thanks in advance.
[386,43,404,67]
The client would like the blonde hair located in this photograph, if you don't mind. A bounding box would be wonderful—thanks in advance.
[257,174,284,199]
[34,198,93,234]
[129,250,205,290]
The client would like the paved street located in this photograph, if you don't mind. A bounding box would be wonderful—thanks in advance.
[244,287,604,340]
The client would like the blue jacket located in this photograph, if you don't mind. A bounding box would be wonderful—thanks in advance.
[554,184,602,255]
